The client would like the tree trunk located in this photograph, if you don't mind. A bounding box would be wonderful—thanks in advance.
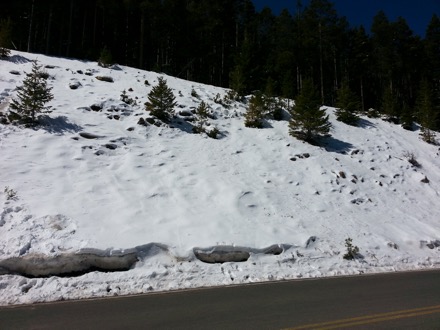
[93,3,98,49]
[333,48,338,91]
[27,0,35,52]
[45,4,53,54]
[360,76,365,112]
[319,22,324,104]
[139,11,145,68]
[66,0,74,57]
[125,8,130,65]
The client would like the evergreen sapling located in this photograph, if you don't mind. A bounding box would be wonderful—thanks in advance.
[416,79,437,144]
[343,238,360,260]
[289,78,331,142]
[335,83,360,125]
[9,61,54,124]
[145,77,177,122]
[244,92,266,128]
[194,101,210,134]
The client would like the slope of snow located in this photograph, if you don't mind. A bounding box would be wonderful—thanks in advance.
[1,51,440,305]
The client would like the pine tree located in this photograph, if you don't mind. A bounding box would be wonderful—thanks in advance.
[145,76,176,122]
[381,85,399,122]
[196,100,210,119]
[348,26,371,112]
[400,102,414,131]
[335,83,360,125]
[0,18,12,58]
[244,92,266,128]
[229,65,246,97]
[416,79,436,143]
[98,46,113,68]
[193,101,210,134]
[425,15,440,130]
[289,78,331,141]
[9,61,53,123]
[371,11,394,91]
[425,15,440,83]
[264,77,279,118]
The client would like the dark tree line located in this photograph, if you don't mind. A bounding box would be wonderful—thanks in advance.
[1,0,439,130]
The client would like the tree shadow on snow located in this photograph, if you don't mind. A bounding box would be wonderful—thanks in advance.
[357,118,376,129]
[6,55,32,64]
[37,115,83,134]
[172,118,195,134]
[261,120,273,129]
[321,136,354,154]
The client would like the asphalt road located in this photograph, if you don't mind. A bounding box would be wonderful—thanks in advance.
[1,269,440,329]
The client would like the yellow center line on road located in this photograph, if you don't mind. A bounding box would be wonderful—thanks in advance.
[285,304,440,330]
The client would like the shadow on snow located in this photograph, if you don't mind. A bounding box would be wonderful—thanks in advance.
[321,136,354,154]
[37,115,83,134]
[357,118,376,129]
[5,54,32,64]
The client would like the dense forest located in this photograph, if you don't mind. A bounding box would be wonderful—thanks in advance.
[0,0,439,130]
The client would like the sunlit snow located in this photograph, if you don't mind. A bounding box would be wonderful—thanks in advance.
[1,51,440,305]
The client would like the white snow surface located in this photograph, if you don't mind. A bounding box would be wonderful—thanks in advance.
[1,51,440,305]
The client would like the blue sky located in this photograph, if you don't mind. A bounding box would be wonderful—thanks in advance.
[252,0,440,36]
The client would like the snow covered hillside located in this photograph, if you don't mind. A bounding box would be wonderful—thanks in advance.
[1,51,440,306]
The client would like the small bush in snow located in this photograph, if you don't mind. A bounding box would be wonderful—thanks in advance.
[120,90,136,105]
[206,127,220,139]
[0,46,10,58]
[213,93,221,103]
[4,186,17,200]
[343,238,360,260]
[191,88,199,98]
[213,93,231,108]
[421,129,437,145]
[367,108,380,118]
[403,151,421,168]
[224,90,241,103]
[196,101,210,119]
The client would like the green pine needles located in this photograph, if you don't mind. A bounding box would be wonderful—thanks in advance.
[145,76,177,122]
[9,61,54,124]
[244,92,266,128]
[289,78,331,142]
[0,18,12,58]
[381,86,399,121]
[335,83,360,125]
[416,79,437,144]
[98,46,113,68]
[343,238,360,260]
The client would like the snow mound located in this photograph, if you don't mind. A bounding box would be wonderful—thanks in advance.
[193,244,284,263]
